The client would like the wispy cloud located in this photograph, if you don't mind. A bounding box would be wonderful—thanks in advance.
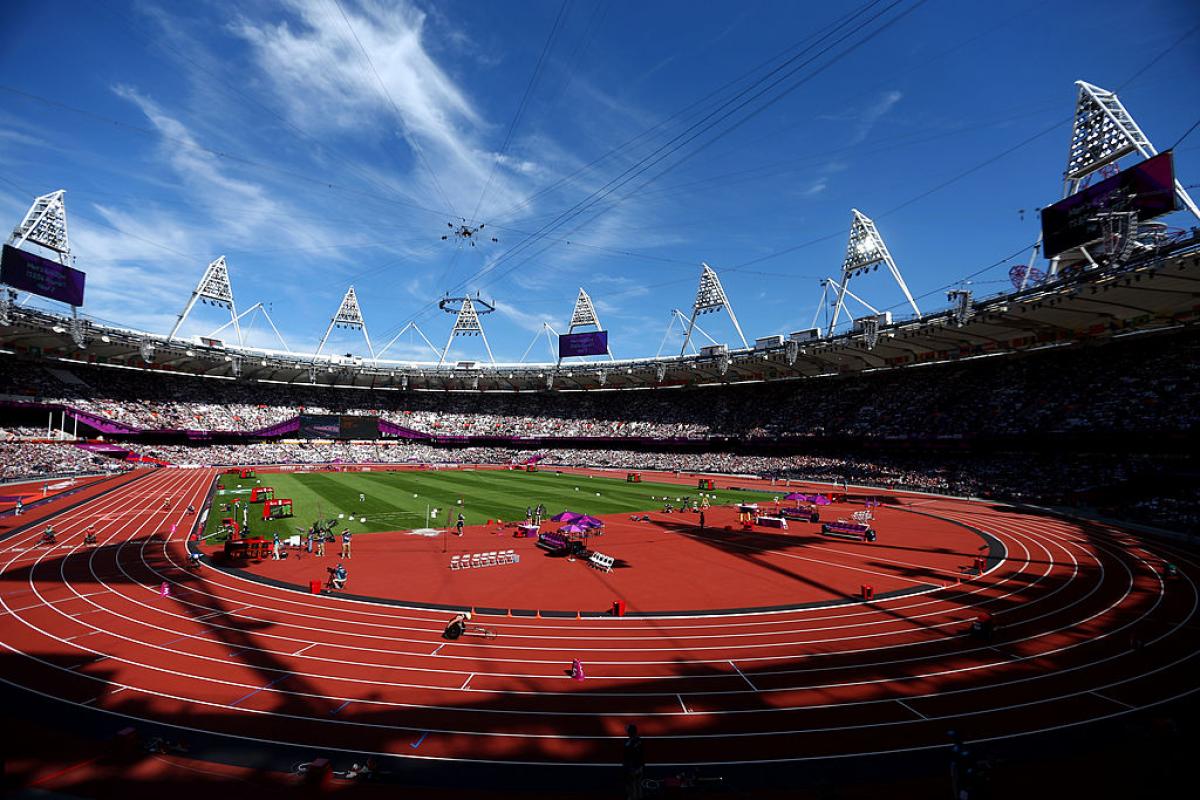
[230,0,528,220]
[851,90,903,144]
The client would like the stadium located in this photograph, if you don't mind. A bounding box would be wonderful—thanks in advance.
[2,2,1199,798]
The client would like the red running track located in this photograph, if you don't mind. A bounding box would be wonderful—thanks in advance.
[1,466,1197,768]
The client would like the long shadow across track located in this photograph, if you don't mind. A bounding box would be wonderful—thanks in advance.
[1,467,1198,787]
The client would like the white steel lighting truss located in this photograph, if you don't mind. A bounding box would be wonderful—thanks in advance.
[562,287,614,362]
[168,256,241,344]
[316,286,373,359]
[680,263,747,355]
[1023,80,1200,287]
[439,295,495,365]
[5,191,78,325]
[9,190,71,263]
[830,210,918,332]
[376,322,443,361]
[208,302,291,352]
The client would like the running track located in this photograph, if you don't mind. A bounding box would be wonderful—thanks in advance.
[1,466,1197,768]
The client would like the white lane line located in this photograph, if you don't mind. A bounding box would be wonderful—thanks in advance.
[1091,691,1136,710]
[292,643,318,656]
[432,644,445,655]
[896,698,929,720]
[729,661,758,691]
[63,631,101,642]
[460,673,474,690]
[677,694,690,714]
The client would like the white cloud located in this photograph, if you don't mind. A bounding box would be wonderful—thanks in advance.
[851,90,903,144]
[230,0,528,220]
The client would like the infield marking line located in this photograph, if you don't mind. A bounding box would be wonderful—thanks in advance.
[729,661,758,691]
[896,698,929,720]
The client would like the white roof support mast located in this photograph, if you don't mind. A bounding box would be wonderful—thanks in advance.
[680,263,747,356]
[316,286,373,360]
[829,209,918,332]
[168,256,241,345]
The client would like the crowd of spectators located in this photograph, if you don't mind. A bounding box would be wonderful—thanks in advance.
[0,442,125,481]
[1,327,1197,439]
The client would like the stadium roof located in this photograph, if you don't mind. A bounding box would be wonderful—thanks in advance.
[2,240,1198,393]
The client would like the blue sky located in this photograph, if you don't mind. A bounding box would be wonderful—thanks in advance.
[1,0,1198,363]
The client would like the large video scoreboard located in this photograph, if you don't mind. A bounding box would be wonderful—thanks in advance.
[297,414,380,440]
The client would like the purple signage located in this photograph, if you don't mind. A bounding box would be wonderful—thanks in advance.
[558,330,609,358]
[1041,152,1178,258]
[1,245,87,307]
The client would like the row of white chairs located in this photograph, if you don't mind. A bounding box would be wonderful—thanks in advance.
[450,550,519,570]
[588,552,615,573]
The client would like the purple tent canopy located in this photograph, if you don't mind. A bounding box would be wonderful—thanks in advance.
[576,515,604,529]
[784,492,832,505]
[551,511,583,522]
[559,523,588,534]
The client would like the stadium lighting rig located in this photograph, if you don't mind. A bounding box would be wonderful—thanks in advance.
[1019,80,1200,289]
[680,264,747,356]
[6,189,87,345]
[438,293,496,365]
[169,256,242,345]
[829,209,919,332]
[316,286,373,360]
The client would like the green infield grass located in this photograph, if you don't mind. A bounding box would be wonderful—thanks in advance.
[200,468,771,542]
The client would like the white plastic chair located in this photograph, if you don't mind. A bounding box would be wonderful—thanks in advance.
[450,555,461,570]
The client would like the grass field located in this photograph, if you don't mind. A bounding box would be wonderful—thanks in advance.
[200,468,767,542]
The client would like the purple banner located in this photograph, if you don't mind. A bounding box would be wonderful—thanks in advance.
[1,245,87,306]
[558,330,608,358]
[1041,152,1177,258]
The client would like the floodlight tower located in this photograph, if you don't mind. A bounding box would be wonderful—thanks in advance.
[680,263,747,355]
[560,287,613,363]
[315,286,373,359]
[829,209,919,332]
[1021,80,1200,287]
[169,256,241,344]
[9,190,71,264]
[438,294,496,365]
[4,190,78,335]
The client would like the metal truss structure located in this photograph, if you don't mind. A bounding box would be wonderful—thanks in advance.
[208,302,291,352]
[659,308,719,357]
[521,322,560,363]
[830,210,919,332]
[9,190,71,263]
[680,264,747,355]
[560,287,613,363]
[168,256,241,344]
[316,286,372,359]
[377,322,443,362]
[5,190,82,336]
[1023,80,1200,287]
[438,294,495,365]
